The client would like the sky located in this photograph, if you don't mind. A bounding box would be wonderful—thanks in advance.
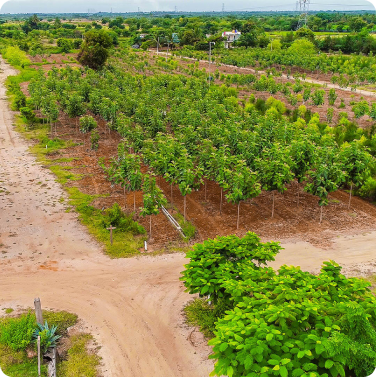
[0,0,375,14]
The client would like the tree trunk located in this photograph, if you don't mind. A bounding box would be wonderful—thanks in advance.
[271,191,275,218]
[124,186,126,208]
[237,202,240,230]
[134,191,136,212]
[205,180,207,201]
[220,187,223,215]
[149,216,152,239]
[348,183,353,209]
[320,206,323,224]
[184,195,186,222]
[171,183,173,205]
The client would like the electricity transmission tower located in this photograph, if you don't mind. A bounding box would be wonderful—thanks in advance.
[296,0,310,30]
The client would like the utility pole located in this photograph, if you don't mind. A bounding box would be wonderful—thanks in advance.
[222,3,225,13]
[209,42,215,86]
[297,0,310,29]
[157,36,160,54]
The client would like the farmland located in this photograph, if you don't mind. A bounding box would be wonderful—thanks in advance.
[1,10,376,377]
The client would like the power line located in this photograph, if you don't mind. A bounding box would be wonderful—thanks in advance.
[297,0,310,29]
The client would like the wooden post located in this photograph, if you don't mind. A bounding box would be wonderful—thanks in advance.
[34,298,43,325]
[106,226,116,245]
[37,336,41,377]
[52,347,57,377]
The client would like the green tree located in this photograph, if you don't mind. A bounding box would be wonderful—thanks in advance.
[79,115,97,133]
[290,138,316,206]
[312,89,325,106]
[287,38,316,55]
[328,88,337,106]
[255,144,294,218]
[171,152,203,221]
[327,107,334,123]
[140,174,167,239]
[224,161,261,229]
[352,100,370,118]
[57,38,73,53]
[339,142,373,209]
[305,148,345,223]
[78,29,113,70]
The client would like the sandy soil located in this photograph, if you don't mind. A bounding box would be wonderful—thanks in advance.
[2,56,376,377]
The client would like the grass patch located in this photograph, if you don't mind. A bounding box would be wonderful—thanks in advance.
[42,311,78,336]
[3,357,47,377]
[3,309,13,315]
[184,298,230,339]
[58,334,99,377]
[67,188,145,257]
[172,211,196,241]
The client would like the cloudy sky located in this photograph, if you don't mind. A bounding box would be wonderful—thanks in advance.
[0,0,375,14]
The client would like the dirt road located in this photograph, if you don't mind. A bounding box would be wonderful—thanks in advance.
[1,57,376,377]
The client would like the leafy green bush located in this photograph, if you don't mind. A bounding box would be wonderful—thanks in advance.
[20,106,37,126]
[358,176,376,201]
[90,129,100,150]
[182,233,376,377]
[14,92,27,110]
[102,203,145,235]
[2,46,30,68]
[181,232,281,304]
[0,312,35,351]
[79,115,97,133]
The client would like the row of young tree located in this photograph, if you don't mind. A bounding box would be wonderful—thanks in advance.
[25,63,375,230]
[175,45,376,87]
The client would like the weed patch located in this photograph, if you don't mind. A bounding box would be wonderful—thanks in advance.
[184,298,230,339]
[58,334,99,377]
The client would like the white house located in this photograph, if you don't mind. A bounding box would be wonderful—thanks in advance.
[222,30,241,49]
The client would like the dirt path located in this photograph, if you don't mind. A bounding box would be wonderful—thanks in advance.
[1,57,376,377]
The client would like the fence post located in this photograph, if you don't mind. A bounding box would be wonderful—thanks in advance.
[34,298,44,325]
[37,336,41,377]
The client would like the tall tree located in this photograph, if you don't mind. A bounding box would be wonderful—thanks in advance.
[338,142,373,209]
[140,175,167,240]
[305,148,346,223]
[225,161,261,229]
[78,29,113,70]
[256,144,294,218]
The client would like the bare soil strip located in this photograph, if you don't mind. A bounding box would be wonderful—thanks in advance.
[1,57,376,377]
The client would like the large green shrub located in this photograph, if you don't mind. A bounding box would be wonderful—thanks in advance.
[182,233,376,377]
